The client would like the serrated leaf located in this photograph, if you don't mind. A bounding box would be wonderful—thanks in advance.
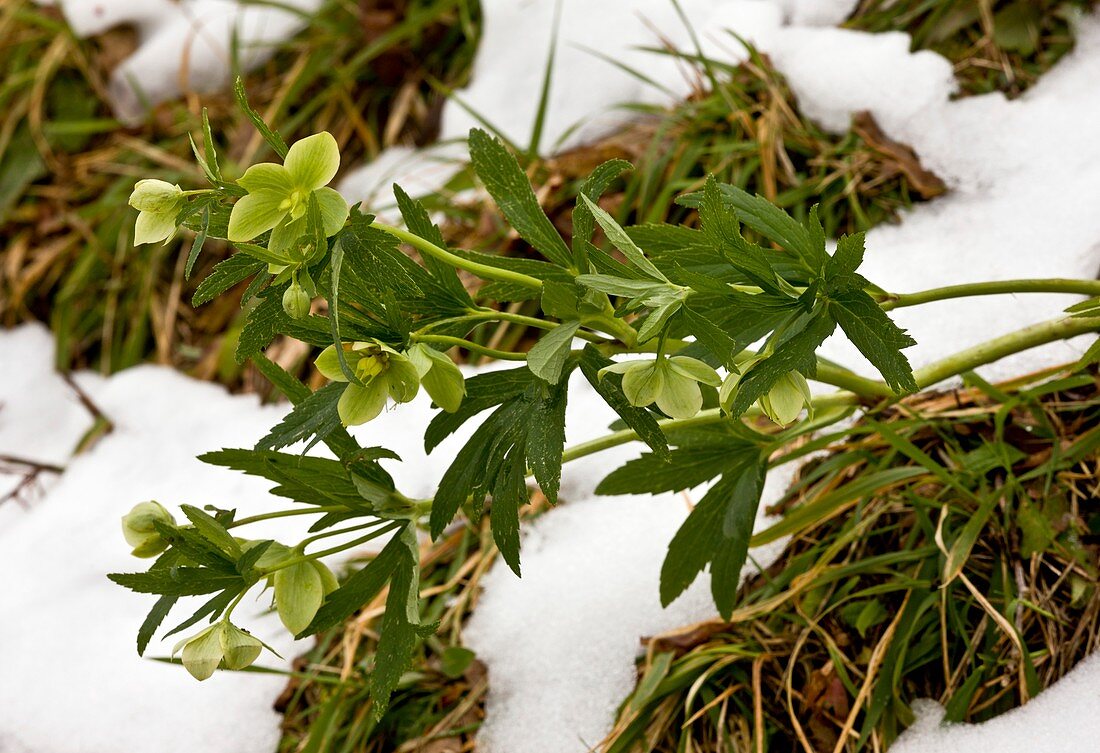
[180,505,242,559]
[579,194,667,281]
[193,253,265,306]
[468,128,572,268]
[829,289,917,394]
[256,381,345,452]
[527,321,580,384]
[305,528,407,635]
[572,159,633,268]
[137,595,177,656]
[659,449,766,617]
[727,313,837,418]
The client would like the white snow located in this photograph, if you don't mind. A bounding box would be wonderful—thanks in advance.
[891,653,1100,753]
[43,0,323,124]
[464,465,796,753]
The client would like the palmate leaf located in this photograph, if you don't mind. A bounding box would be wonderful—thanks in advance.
[698,177,784,295]
[468,128,573,269]
[572,159,633,269]
[256,381,345,452]
[527,320,580,384]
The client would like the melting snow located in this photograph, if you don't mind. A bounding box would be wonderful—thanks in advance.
[7,1,1100,752]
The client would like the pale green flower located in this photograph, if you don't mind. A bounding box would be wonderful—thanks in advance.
[759,371,812,426]
[173,622,266,680]
[315,340,420,425]
[227,132,349,257]
[129,179,184,245]
[121,501,175,558]
[406,343,466,413]
[599,356,720,420]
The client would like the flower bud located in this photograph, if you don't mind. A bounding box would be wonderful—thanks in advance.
[121,501,175,558]
[177,624,223,681]
[282,281,311,319]
[219,623,263,670]
[128,179,183,213]
[759,371,812,426]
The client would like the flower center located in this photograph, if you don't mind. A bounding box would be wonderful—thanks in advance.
[281,188,309,220]
[355,352,388,381]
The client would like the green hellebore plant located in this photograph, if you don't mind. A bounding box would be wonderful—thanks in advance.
[315,340,421,426]
[121,501,175,558]
[600,356,721,420]
[226,131,350,258]
[128,179,184,246]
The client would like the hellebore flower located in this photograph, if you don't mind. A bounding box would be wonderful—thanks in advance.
[174,622,265,681]
[121,501,175,558]
[315,340,420,425]
[599,356,721,420]
[720,364,812,426]
[129,179,184,245]
[227,131,350,257]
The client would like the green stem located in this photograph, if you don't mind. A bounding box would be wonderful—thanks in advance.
[418,309,609,344]
[371,222,543,291]
[228,506,347,528]
[881,279,1100,311]
[412,334,528,361]
[912,315,1099,388]
[261,522,403,574]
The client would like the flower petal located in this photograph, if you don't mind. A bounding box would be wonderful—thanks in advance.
[621,362,664,408]
[668,356,721,386]
[656,373,703,419]
[284,131,340,190]
[313,186,350,237]
[315,344,354,382]
[228,191,288,242]
[337,380,388,425]
[237,162,294,195]
[134,210,177,245]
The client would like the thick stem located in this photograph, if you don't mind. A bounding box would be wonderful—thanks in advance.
[912,315,1098,388]
[371,222,543,291]
[881,279,1100,311]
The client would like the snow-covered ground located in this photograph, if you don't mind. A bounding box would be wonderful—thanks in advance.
[5,1,1100,752]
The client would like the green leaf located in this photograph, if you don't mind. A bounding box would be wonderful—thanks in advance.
[108,568,243,597]
[825,232,866,287]
[180,505,242,559]
[828,289,917,394]
[578,345,668,459]
[193,253,265,306]
[393,184,471,304]
[680,182,821,270]
[527,321,580,384]
[659,449,766,617]
[305,528,408,635]
[184,206,209,280]
[526,378,569,506]
[256,382,346,452]
[579,194,667,281]
[424,367,535,452]
[370,529,425,716]
[236,290,289,364]
[490,447,527,574]
[597,444,747,495]
[234,76,288,158]
[698,177,783,294]
[137,595,178,656]
[572,159,633,268]
[468,128,572,268]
